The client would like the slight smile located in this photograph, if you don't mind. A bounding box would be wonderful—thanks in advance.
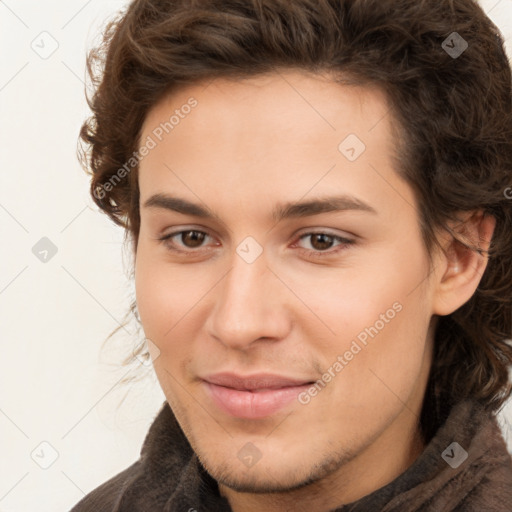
[202,373,315,419]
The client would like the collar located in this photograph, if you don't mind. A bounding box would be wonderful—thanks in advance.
[113,397,511,511]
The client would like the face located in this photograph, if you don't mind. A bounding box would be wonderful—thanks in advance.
[134,70,436,499]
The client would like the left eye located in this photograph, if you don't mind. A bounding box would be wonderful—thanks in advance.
[158,230,353,256]
[296,232,353,253]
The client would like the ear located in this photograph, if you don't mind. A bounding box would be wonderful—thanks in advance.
[432,210,496,316]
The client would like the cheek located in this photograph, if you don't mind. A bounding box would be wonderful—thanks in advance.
[134,252,196,400]
[288,259,415,350]
[134,243,189,344]
[134,243,216,366]
[302,244,431,392]
[135,255,168,340]
[330,288,431,418]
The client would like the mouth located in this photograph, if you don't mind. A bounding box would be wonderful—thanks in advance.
[202,372,315,419]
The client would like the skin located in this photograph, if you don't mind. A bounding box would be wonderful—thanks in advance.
[134,69,494,512]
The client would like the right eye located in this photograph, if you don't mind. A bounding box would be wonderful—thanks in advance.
[158,229,215,252]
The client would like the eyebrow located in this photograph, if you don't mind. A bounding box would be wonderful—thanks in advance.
[142,193,377,223]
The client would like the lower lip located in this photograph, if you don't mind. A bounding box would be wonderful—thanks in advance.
[203,381,312,419]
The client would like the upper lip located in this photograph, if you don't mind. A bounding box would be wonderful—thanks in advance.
[203,372,314,391]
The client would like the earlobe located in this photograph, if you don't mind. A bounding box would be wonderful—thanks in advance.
[432,211,496,316]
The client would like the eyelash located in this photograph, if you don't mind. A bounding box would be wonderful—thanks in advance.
[157,229,354,258]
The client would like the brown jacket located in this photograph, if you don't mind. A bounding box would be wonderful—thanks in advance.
[70,398,512,511]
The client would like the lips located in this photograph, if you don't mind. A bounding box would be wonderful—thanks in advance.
[202,372,314,419]
[204,372,312,390]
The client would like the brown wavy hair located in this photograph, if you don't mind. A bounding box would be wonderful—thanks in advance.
[79,0,512,440]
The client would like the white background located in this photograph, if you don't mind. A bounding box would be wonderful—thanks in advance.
[0,1,511,510]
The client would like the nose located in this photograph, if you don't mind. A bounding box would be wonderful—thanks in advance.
[205,248,291,351]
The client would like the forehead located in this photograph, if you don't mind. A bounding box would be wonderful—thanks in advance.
[137,70,409,221]
[142,70,393,146]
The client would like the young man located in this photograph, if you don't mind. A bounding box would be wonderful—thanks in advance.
[72,0,512,510]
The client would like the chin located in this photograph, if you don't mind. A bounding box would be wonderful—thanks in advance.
[206,464,312,494]
[198,448,346,495]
